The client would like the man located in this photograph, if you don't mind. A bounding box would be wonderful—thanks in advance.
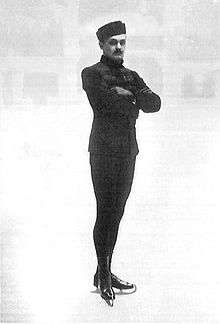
[81,21,161,307]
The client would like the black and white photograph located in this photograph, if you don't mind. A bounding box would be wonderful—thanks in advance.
[1,0,220,323]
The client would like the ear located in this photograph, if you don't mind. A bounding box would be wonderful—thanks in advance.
[99,41,104,49]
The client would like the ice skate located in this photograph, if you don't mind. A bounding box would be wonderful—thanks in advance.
[94,270,136,294]
[111,273,137,294]
[97,256,115,306]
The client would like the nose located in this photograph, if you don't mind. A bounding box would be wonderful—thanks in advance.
[116,42,121,49]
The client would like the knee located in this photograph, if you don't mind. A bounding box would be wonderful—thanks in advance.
[96,206,123,227]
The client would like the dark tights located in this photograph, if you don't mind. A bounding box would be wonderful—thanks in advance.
[90,154,136,258]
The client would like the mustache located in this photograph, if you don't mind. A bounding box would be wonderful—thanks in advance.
[114,51,123,54]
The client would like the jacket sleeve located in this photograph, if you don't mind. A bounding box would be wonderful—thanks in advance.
[81,67,137,116]
[132,71,161,113]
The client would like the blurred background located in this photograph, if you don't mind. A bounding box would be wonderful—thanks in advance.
[0,0,220,106]
[1,1,220,323]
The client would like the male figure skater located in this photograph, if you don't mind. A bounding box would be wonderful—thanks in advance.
[81,21,161,306]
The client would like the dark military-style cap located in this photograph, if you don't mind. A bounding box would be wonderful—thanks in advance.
[96,21,126,43]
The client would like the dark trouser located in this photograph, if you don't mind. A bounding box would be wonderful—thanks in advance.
[90,154,136,259]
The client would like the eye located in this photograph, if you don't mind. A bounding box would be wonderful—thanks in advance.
[108,39,117,46]
[108,39,126,46]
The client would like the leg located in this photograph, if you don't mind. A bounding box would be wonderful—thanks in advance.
[90,155,136,258]
[90,154,120,305]
[90,154,136,293]
[109,156,136,254]
[108,157,137,292]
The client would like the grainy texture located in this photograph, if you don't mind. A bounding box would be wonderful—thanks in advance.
[1,0,220,323]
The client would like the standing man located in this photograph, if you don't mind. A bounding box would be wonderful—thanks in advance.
[81,21,161,307]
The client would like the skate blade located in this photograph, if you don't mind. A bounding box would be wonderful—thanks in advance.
[90,287,100,294]
[102,297,114,307]
[114,284,137,295]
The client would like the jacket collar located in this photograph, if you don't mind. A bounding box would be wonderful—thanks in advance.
[100,55,124,68]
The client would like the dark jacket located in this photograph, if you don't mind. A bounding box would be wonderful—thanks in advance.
[81,55,161,156]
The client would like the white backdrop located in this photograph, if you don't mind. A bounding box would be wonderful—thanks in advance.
[1,1,220,323]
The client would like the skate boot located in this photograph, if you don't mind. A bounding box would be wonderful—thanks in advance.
[97,256,115,306]
[94,270,136,294]
[111,273,137,293]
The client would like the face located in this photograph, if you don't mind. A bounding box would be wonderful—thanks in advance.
[100,34,126,61]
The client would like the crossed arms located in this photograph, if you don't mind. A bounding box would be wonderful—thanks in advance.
[81,67,161,115]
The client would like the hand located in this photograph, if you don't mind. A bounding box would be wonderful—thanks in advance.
[113,86,133,96]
